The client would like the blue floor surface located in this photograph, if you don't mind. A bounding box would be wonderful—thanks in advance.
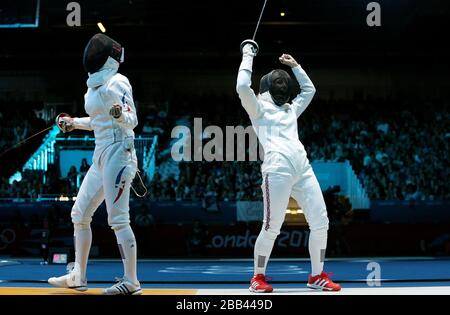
[1,257,449,288]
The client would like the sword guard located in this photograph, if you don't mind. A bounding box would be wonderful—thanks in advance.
[55,113,73,133]
[240,39,259,56]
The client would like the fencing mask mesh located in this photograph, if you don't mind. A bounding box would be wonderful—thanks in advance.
[83,33,123,73]
[259,69,293,106]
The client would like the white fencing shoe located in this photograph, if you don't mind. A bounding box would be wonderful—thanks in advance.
[48,266,87,292]
[103,277,142,295]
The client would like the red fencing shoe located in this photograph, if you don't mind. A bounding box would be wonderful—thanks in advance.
[249,274,273,293]
[307,272,341,291]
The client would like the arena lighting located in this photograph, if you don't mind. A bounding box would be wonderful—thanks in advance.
[286,209,304,215]
[57,196,70,202]
[52,196,76,202]
[97,22,106,33]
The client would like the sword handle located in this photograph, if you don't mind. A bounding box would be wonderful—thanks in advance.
[240,39,259,56]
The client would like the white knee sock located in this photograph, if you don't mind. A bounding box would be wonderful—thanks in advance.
[253,229,277,275]
[74,223,92,281]
[309,227,328,276]
[114,225,138,284]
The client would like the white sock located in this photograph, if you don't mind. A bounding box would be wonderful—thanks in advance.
[253,229,277,275]
[309,227,328,276]
[74,223,92,281]
[114,225,138,285]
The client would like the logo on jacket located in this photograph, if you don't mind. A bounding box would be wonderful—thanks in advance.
[122,92,132,112]
[113,166,127,203]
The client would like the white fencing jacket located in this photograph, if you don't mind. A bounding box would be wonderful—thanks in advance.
[236,54,316,172]
[73,57,138,150]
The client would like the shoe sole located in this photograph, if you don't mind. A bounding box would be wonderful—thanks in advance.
[102,288,143,295]
[48,279,88,291]
[307,283,341,291]
[69,286,88,292]
[248,286,273,293]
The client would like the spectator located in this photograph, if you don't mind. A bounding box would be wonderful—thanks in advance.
[67,166,78,194]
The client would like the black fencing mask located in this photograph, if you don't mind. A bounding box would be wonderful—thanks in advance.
[83,33,123,73]
[259,69,293,106]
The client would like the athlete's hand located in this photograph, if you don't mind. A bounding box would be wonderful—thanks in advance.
[279,54,299,68]
[55,113,74,133]
[242,44,257,56]
[240,39,259,57]
[110,104,122,119]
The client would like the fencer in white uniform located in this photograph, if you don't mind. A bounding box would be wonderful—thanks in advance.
[236,42,341,292]
[49,33,141,295]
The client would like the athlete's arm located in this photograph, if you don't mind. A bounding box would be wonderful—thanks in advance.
[280,54,316,118]
[236,44,263,120]
[105,76,138,129]
[72,117,92,131]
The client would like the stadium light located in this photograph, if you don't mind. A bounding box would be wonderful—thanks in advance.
[97,22,106,33]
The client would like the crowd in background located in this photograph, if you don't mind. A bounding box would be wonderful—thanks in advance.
[0,99,84,200]
[0,99,46,177]
[147,161,263,202]
[146,94,449,202]
[1,95,449,202]
[298,99,449,201]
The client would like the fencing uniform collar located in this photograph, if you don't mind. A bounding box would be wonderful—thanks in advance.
[258,91,291,110]
[86,57,119,88]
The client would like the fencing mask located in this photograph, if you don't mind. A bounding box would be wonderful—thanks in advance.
[259,69,293,106]
[83,33,124,74]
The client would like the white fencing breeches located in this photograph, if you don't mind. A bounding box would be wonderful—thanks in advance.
[254,151,329,275]
[71,141,138,230]
[260,151,329,233]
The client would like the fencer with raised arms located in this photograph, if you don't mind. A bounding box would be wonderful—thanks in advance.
[236,41,341,292]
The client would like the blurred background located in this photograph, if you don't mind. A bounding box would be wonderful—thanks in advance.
[0,0,449,262]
